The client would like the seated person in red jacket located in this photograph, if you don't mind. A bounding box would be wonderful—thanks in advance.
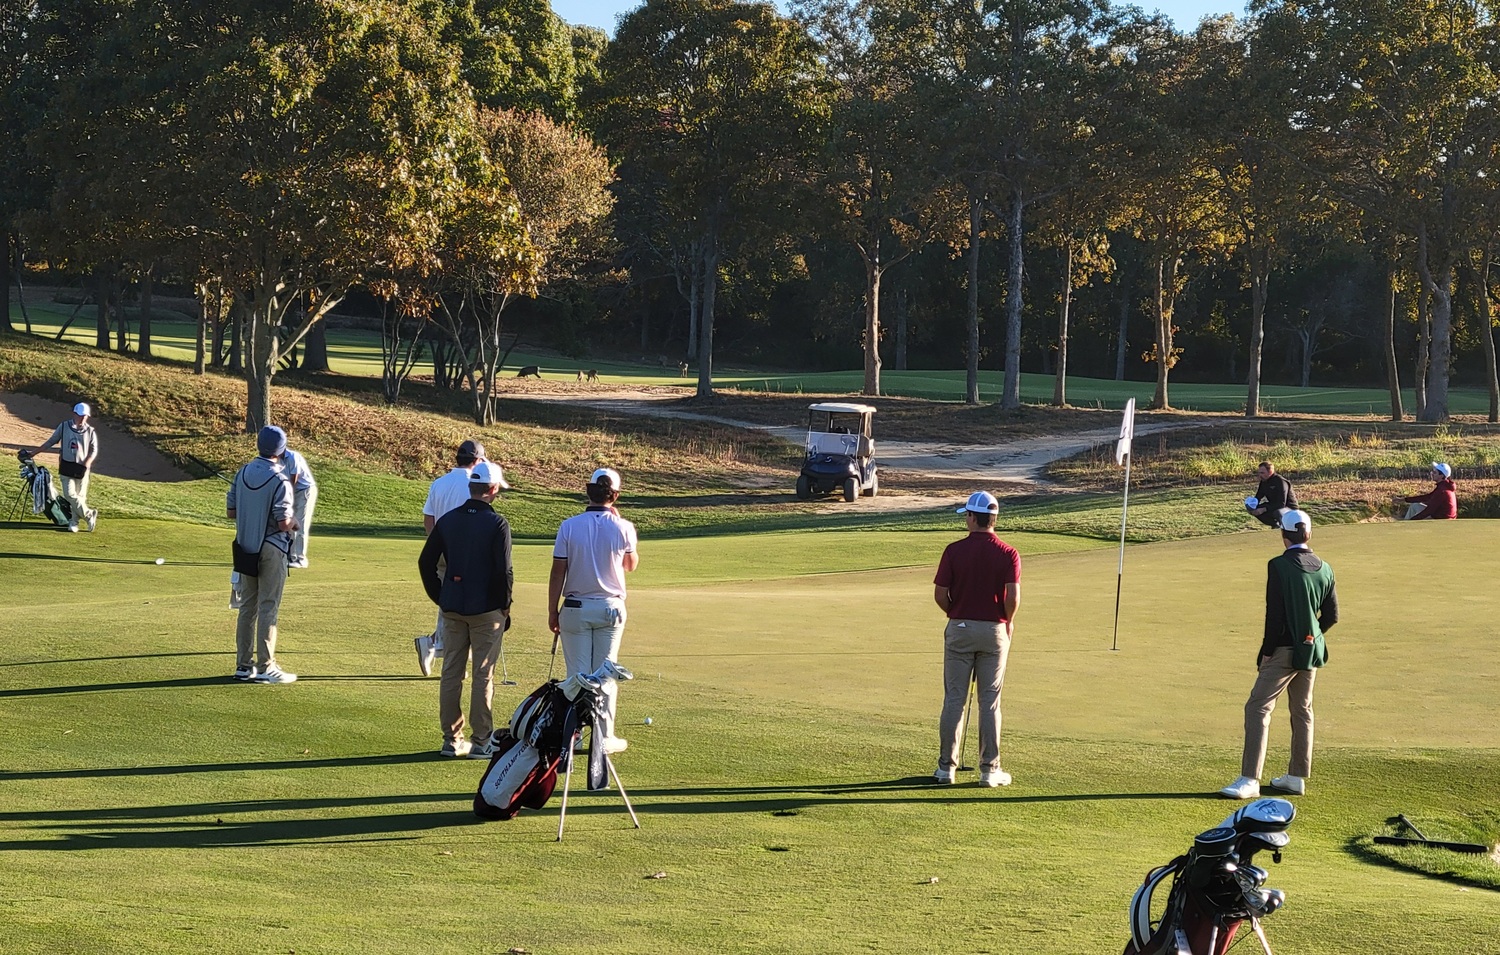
[1400,462,1457,520]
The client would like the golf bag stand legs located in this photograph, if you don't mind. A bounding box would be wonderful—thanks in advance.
[556,735,642,842]
[1249,918,1274,955]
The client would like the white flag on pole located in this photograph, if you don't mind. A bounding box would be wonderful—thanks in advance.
[1115,398,1136,466]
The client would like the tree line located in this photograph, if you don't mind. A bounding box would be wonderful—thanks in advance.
[3,0,1498,426]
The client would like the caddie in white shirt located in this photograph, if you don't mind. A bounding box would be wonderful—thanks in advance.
[548,467,639,752]
[416,440,509,675]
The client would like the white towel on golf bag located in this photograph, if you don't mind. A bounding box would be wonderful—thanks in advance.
[477,738,543,813]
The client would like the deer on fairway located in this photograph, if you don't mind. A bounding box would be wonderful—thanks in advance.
[517,365,541,378]
[678,362,690,377]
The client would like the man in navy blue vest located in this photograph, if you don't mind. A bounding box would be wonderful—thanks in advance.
[418,462,514,759]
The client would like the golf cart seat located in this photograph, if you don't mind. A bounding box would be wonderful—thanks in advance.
[807,432,859,457]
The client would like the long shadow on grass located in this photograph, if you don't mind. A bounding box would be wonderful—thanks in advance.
[0,752,436,782]
[0,651,221,668]
[0,784,1218,851]
[0,676,237,697]
[0,551,222,567]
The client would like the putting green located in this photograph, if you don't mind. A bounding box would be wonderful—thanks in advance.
[1,515,1496,954]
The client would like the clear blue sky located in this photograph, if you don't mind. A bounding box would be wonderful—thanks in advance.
[552,0,1245,34]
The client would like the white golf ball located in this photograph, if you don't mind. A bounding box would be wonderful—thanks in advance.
[643,717,653,725]
[155,558,165,565]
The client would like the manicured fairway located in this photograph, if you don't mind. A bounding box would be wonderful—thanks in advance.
[1,512,1496,954]
[14,305,1493,414]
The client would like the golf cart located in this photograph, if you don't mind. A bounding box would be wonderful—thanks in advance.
[796,402,878,502]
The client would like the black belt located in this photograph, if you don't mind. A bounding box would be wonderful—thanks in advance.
[562,597,583,608]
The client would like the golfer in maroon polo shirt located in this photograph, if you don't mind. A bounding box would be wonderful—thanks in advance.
[932,491,1021,787]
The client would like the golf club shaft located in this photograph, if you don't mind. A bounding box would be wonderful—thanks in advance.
[958,675,975,771]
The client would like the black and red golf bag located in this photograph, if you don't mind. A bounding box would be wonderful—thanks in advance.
[472,668,619,821]
[1123,798,1295,955]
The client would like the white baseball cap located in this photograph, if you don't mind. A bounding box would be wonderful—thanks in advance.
[1432,462,1452,478]
[1279,509,1312,533]
[591,467,622,491]
[73,402,91,416]
[956,491,1000,515]
[468,461,510,489]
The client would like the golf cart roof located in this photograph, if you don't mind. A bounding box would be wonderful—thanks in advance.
[808,402,876,415]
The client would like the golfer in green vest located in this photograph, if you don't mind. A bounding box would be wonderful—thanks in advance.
[1220,509,1339,799]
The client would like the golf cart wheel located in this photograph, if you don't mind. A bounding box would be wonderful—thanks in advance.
[863,471,878,497]
[796,475,812,500]
[843,477,858,502]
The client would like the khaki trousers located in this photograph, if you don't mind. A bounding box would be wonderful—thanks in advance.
[438,608,506,745]
[235,543,288,670]
[290,484,317,563]
[938,619,1012,774]
[60,473,94,526]
[1241,646,1317,779]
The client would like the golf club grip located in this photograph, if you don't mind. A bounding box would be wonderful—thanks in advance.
[1372,835,1489,853]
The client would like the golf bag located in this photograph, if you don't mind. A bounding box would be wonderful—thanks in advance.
[473,663,630,821]
[1123,799,1295,955]
[15,451,71,527]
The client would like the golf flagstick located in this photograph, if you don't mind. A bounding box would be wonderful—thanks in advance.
[1112,399,1135,652]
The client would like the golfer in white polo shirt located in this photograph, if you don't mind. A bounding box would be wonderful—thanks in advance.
[548,467,639,752]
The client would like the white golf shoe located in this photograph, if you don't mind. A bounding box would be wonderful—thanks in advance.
[979,769,1012,787]
[933,766,957,784]
[1268,774,1306,795]
[1219,776,1261,799]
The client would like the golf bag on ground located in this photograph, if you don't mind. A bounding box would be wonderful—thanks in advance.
[473,663,628,821]
[1123,799,1295,955]
[14,451,71,527]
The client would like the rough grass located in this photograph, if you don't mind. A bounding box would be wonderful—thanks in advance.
[1359,812,1500,891]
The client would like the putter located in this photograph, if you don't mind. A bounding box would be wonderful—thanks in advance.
[498,641,517,686]
[957,676,976,772]
[1372,814,1489,853]
[547,632,560,680]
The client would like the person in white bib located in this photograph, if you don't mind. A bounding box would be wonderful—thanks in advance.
[548,467,639,753]
[33,401,99,532]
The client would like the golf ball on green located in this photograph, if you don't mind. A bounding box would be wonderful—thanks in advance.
[643,717,653,725]
[155,558,165,565]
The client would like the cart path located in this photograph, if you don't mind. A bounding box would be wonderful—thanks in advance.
[0,392,191,482]
[518,391,1205,484]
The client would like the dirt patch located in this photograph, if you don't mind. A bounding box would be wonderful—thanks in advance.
[0,392,190,482]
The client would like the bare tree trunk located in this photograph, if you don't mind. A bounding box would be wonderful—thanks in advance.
[138,264,154,358]
[1149,256,1175,410]
[697,231,720,399]
[1417,226,1452,423]
[894,283,909,371]
[228,296,244,373]
[302,318,330,373]
[94,266,110,349]
[112,270,126,354]
[1383,261,1403,421]
[864,257,885,398]
[1245,242,1268,417]
[1415,281,1430,417]
[965,193,981,406]
[1000,189,1025,411]
[686,245,702,361]
[1115,275,1130,381]
[1053,239,1073,407]
[0,232,12,334]
[1480,249,1500,423]
[194,280,210,375]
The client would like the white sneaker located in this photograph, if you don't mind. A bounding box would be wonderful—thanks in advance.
[288,556,308,569]
[66,523,78,533]
[1268,774,1306,795]
[468,739,497,759]
[86,511,97,532]
[440,738,471,758]
[602,736,629,754]
[979,769,1012,787]
[252,666,298,684]
[1219,776,1261,799]
[414,635,436,677]
[232,665,257,681]
[933,766,956,784]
